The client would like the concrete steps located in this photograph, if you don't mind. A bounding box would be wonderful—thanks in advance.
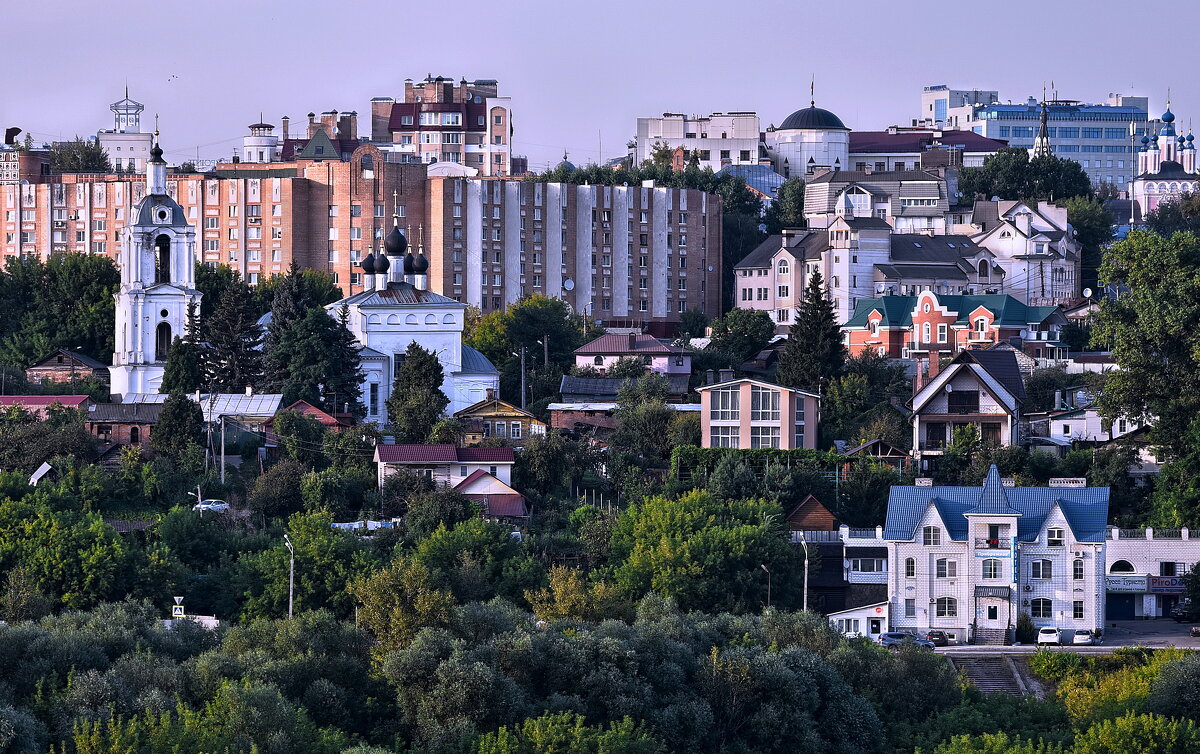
[973,627,1011,646]
[954,657,1023,696]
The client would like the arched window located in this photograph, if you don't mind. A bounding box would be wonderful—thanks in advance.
[1110,559,1135,573]
[982,558,1001,579]
[129,426,140,445]
[777,259,789,276]
[154,234,171,285]
[936,558,957,578]
[405,314,418,324]
[1031,598,1052,619]
[424,314,437,325]
[360,153,375,174]
[443,314,455,324]
[155,322,172,361]
[1073,559,1084,580]
[367,314,381,325]
[974,317,988,332]
[593,355,603,366]
[935,597,957,617]
[386,314,400,325]
[922,322,931,343]
[1031,559,1052,579]
[905,557,915,578]
[923,526,940,546]
[978,260,989,279]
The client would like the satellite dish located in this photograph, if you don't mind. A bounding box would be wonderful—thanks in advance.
[875,283,886,294]
[944,384,953,393]
[1082,287,1093,298]
[563,278,575,291]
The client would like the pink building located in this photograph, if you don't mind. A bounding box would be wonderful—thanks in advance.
[573,333,691,376]
[696,378,820,449]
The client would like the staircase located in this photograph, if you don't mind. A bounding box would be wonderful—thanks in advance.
[954,657,1023,696]
[973,627,1010,646]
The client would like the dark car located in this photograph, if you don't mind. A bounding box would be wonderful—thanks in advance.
[1171,601,1192,623]
[925,630,949,647]
[877,632,936,650]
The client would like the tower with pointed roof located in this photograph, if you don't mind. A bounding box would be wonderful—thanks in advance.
[1130,98,1199,220]
[1030,99,1052,159]
[109,129,201,398]
[98,88,154,173]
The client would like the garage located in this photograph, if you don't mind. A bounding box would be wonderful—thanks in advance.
[1106,593,1135,621]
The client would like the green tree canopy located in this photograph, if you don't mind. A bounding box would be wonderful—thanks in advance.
[707,308,774,365]
[1064,196,1116,292]
[266,307,364,417]
[150,391,204,460]
[50,137,111,173]
[958,148,1093,203]
[764,177,806,233]
[202,281,263,392]
[386,342,448,443]
[776,270,846,391]
[1145,192,1200,237]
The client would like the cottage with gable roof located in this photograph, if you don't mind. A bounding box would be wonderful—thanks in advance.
[884,465,1109,644]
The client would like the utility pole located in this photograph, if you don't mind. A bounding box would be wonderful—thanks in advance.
[541,334,549,367]
[219,416,226,485]
[797,532,810,612]
[519,346,527,410]
[760,564,772,609]
[283,533,295,619]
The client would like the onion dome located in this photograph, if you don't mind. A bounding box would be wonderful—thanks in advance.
[375,251,391,273]
[360,252,376,274]
[383,225,408,256]
[778,105,847,131]
[402,251,415,275]
[1141,135,1150,145]
[149,142,165,164]
[412,251,429,274]
[1163,108,1176,123]
[1187,133,1195,150]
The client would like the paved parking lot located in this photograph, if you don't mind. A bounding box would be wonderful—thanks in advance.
[937,618,1200,654]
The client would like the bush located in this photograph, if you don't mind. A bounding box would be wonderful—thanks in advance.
[1029,648,1084,684]
[1072,712,1200,754]
[1016,612,1036,644]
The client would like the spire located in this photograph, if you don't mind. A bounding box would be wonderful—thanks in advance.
[970,465,1022,516]
[392,189,400,226]
[1031,98,1052,159]
[147,116,167,194]
[810,75,815,108]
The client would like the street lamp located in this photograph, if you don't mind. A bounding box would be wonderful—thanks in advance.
[760,563,771,609]
[283,533,295,619]
[796,531,810,612]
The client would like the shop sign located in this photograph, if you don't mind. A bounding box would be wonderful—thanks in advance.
[1105,575,1147,593]
[1149,575,1185,594]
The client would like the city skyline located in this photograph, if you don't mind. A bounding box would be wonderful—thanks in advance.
[7,0,1195,171]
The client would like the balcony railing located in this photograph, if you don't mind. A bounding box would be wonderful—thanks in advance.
[974,538,1010,550]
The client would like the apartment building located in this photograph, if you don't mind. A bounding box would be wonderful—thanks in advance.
[634,112,762,172]
[369,75,513,176]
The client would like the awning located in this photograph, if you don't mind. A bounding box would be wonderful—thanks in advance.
[974,586,1011,599]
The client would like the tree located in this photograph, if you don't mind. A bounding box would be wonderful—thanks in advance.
[777,271,846,391]
[352,556,456,660]
[50,137,111,173]
[1145,193,1200,237]
[513,430,602,498]
[1072,713,1200,754]
[261,265,343,387]
[1064,196,1115,292]
[678,308,709,339]
[958,148,1092,203]
[707,308,774,365]
[386,342,448,442]
[524,567,632,624]
[271,409,328,469]
[150,391,204,460]
[470,712,662,754]
[268,307,364,418]
[606,357,647,379]
[405,489,480,541]
[610,374,675,467]
[202,282,262,392]
[160,303,203,393]
[764,178,806,233]
[1092,230,1200,457]
[247,460,307,518]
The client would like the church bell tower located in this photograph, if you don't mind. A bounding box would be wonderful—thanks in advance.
[109,128,201,397]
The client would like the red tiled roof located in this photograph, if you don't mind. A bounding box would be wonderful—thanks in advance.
[0,395,90,408]
[376,444,515,464]
[574,333,674,355]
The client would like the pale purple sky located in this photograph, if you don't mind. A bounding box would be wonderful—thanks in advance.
[6,0,1194,171]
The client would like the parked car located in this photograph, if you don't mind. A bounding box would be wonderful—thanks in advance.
[878,632,936,650]
[1171,601,1192,623]
[193,499,230,513]
[1036,627,1063,646]
[925,630,949,647]
[1071,629,1096,646]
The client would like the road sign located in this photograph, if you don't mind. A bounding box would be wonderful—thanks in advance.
[173,596,184,605]
[171,605,185,618]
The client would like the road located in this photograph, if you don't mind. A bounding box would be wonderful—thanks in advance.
[937,619,1200,654]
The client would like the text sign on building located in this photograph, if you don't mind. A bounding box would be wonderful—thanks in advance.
[1149,576,1186,594]
[1001,478,1016,487]
[915,478,933,487]
[1105,575,1147,593]
[1049,478,1087,488]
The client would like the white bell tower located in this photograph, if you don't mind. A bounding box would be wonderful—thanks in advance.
[109,128,201,397]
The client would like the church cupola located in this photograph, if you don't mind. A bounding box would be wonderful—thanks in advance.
[147,122,167,195]
[360,250,377,292]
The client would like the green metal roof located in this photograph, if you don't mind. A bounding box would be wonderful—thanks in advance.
[844,295,1062,329]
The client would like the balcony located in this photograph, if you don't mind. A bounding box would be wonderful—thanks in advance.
[974,538,1010,550]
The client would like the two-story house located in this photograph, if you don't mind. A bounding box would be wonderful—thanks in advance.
[883,465,1109,644]
[963,201,1082,305]
[454,389,547,446]
[374,443,526,520]
[696,377,820,449]
[910,348,1026,465]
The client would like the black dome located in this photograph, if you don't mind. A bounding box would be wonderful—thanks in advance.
[412,252,429,274]
[360,253,376,274]
[149,143,165,163]
[375,252,391,272]
[403,252,415,275]
[384,226,408,256]
[778,106,847,131]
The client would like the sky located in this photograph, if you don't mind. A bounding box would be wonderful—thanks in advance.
[4,0,1195,172]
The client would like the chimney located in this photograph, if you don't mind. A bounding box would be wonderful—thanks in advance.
[485,387,495,401]
[927,356,940,381]
[246,384,253,397]
[706,369,717,385]
[718,368,735,383]
[281,115,289,141]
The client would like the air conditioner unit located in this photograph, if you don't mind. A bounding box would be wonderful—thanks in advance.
[1023,584,1033,592]
[248,218,260,225]
[1074,550,1086,558]
[53,221,66,229]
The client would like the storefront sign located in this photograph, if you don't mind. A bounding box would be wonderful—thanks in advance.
[1105,575,1147,593]
[915,478,933,487]
[1149,575,1186,594]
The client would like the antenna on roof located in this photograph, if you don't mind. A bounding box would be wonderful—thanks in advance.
[810,75,815,108]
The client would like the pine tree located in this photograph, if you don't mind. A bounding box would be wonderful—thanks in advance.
[268,307,364,418]
[160,303,203,393]
[151,391,204,459]
[385,342,448,443]
[776,271,846,392]
[262,265,336,389]
[202,283,262,392]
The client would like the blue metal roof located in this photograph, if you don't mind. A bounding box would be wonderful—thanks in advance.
[460,345,498,374]
[966,466,1022,516]
[883,465,1109,543]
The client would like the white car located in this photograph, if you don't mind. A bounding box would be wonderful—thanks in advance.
[193,499,230,513]
[1036,627,1063,646]
[1071,629,1097,645]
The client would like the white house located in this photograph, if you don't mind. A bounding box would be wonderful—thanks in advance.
[374,444,515,488]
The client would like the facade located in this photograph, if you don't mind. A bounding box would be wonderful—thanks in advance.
[964,201,1081,305]
[455,469,528,521]
[573,332,691,376]
[884,466,1109,644]
[97,91,153,174]
[1105,528,1200,619]
[1130,104,1197,217]
[454,391,547,446]
[374,443,515,487]
[843,291,1066,361]
[697,377,819,450]
[109,136,202,398]
[25,348,110,385]
[909,348,1026,462]
[918,85,999,128]
[0,142,50,185]
[803,168,955,232]
[370,76,513,176]
[634,112,762,172]
[85,402,161,448]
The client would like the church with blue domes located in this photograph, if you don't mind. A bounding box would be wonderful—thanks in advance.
[1130,102,1197,217]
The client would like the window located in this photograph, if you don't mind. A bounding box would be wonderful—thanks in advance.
[935,597,957,617]
[922,322,931,343]
[204,217,219,229]
[1110,560,1135,573]
[1047,528,1065,547]
[851,558,886,573]
[710,387,739,420]
[1031,598,1052,619]
[710,425,739,448]
[1161,562,1180,577]
[947,390,980,414]
[923,526,941,546]
[510,422,522,440]
[1073,559,1084,580]
[1031,559,1052,579]
[905,557,915,578]
[369,383,379,415]
[750,386,780,421]
[750,426,780,448]
[935,558,956,578]
[1073,601,1084,620]
[778,259,789,276]
[905,599,916,618]
[982,558,1001,579]
[937,323,947,343]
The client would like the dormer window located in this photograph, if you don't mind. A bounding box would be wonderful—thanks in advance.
[1047,528,1065,547]
[923,525,940,546]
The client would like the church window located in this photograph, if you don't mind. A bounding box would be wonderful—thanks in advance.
[369,383,379,415]
[154,235,171,284]
[155,322,172,361]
